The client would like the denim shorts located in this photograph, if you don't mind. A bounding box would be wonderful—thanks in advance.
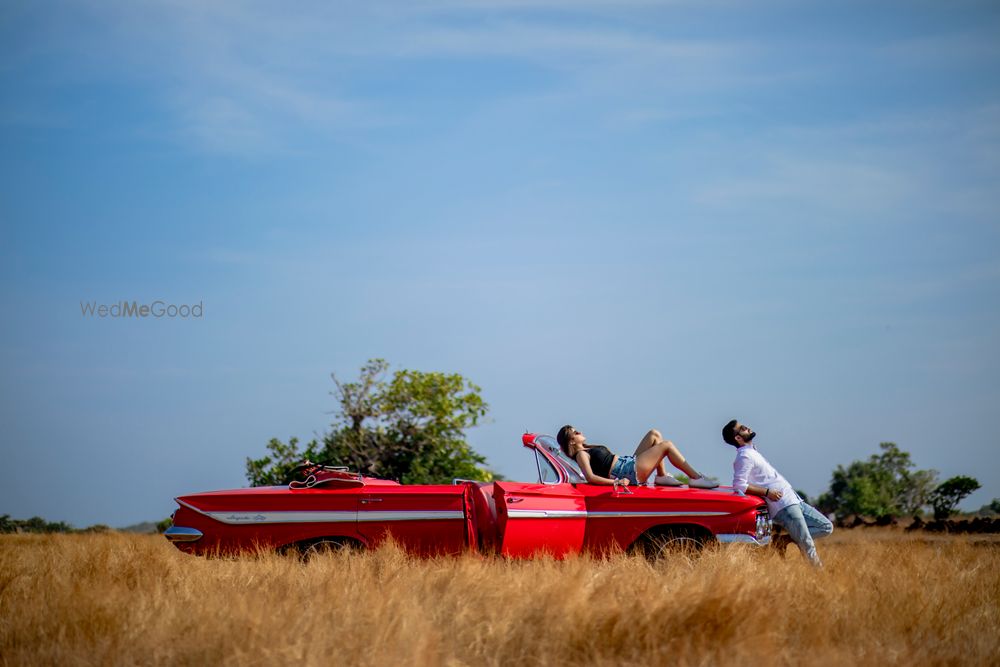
[609,455,639,485]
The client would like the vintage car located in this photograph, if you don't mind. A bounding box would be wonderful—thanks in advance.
[166,433,771,558]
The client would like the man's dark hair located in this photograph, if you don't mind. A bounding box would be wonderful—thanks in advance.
[556,425,574,454]
[722,419,739,447]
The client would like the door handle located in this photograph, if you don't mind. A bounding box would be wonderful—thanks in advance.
[506,497,524,503]
[360,498,383,504]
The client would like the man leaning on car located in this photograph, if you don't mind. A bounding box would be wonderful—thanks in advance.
[722,419,833,567]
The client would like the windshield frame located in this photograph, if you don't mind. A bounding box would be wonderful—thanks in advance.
[531,434,586,484]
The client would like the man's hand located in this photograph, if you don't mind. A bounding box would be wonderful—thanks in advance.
[765,488,783,500]
[613,478,630,488]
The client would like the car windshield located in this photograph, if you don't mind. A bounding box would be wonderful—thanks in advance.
[533,435,586,483]
[534,449,560,484]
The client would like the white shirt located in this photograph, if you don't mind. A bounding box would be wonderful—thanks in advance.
[732,443,800,517]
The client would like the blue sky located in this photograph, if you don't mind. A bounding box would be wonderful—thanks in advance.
[2,0,999,527]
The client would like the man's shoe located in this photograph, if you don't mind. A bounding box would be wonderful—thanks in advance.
[688,475,720,489]
[654,474,684,487]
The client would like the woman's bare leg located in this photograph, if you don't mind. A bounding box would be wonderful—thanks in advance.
[633,429,702,482]
[633,430,666,479]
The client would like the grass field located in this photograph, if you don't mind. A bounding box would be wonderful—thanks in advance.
[2,531,998,666]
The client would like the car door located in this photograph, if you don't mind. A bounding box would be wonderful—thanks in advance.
[576,483,658,553]
[493,480,586,558]
[357,484,468,556]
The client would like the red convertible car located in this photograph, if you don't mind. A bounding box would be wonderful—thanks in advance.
[166,433,771,558]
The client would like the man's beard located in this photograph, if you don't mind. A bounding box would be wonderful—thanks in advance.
[744,430,756,442]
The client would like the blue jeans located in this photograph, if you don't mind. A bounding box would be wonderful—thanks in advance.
[772,502,833,566]
[609,456,639,485]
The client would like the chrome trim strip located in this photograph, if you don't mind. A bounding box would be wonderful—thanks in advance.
[176,498,218,518]
[717,533,771,546]
[357,511,464,522]
[204,511,357,525]
[507,509,588,519]
[164,526,203,542]
[177,499,356,525]
[177,499,462,525]
[506,509,729,519]
[588,511,730,518]
[179,497,727,525]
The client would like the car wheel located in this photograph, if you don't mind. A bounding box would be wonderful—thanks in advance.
[299,538,359,561]
[640,530,709,561]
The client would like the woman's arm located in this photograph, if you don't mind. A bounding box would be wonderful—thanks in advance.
[575,451,626,486]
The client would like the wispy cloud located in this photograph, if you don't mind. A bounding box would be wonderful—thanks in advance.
[11,0,999,164]
[688,102,1000,223]
[880,30,1000,64]
[3,1,761,155]
[397,22,730,61]
[693,155,913,215]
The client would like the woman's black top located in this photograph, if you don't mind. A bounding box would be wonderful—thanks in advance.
[584,445,615,478]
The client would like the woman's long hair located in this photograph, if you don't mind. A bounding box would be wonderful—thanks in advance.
[556,425,576,457]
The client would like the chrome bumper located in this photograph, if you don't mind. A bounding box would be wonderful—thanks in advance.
[716,533,771,546]
[164,526,203,543]
[717,509,772,546]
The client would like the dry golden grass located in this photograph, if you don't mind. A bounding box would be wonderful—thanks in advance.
[1,531,998,666]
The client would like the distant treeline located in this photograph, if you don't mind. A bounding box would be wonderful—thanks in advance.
[813,442,993,522]
[0,515,171,535]
[835,514,1000,534]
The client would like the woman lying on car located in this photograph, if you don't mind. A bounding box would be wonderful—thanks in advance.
[556,425,719,489]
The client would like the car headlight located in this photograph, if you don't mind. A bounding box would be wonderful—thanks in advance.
[756,510,771,542]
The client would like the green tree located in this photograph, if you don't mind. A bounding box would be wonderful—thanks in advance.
[929,476,981,520]
[246,359,495,487]
[81,524,112,533]
[816,442,938,519]
[0,515,74,533]
[897,468,939,516]
[245,437,324,487]
[977,498,1000,516]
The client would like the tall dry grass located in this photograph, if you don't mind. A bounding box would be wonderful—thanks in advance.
[1,531,998,666]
